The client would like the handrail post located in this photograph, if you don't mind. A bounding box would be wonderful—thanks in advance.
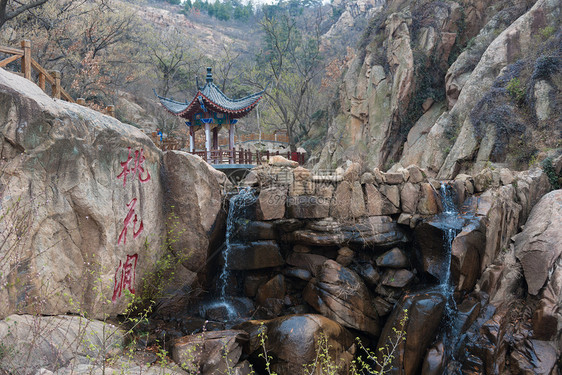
[21,40,31,80]
[48,70,61,99]
[38,73,46,91]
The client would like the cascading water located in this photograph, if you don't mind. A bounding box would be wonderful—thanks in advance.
[439,182,458,296]
[437,182,463,360]
[200,187,257,322]
[219,187,257,298]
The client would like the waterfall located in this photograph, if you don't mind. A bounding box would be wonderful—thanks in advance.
[204,187,257,320]
[438,182,462,361]
[439,181,458,292]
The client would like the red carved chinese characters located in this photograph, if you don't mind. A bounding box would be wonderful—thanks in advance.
[112,254,138,302]
[117,147,151,187]
[117,198,144,245]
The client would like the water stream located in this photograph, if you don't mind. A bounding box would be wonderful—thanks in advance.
[219,187,257,298]
[199,187,257,322]
[437,182,463,360]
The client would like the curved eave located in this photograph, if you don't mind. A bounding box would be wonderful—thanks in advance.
[199,92,263,119]
[155,89,264,119]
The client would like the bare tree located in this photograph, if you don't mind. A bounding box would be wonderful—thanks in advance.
[0,0,50,29]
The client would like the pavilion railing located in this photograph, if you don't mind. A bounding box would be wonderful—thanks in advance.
[191,148,305,165]
[218,132,290,146]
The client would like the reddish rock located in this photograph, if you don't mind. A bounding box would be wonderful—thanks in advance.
[256,275,286,305]
[256,187,286,220]
[365,184,400,215]
[401,182,420,214]
[376,289,446,375]
[381,269,414,288]
[417,183,440,215]
[514,190,562,295]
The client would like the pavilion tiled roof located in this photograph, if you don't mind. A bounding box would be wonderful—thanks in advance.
[155,69,264,120]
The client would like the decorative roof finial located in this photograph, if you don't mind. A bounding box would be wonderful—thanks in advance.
[206,67,213,83]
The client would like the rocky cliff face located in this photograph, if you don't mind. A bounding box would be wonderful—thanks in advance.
[0,68,226,319]
[317,0,560,178]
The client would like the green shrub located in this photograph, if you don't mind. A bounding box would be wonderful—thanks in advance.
[506,77,525,104]
[542,157,560,189]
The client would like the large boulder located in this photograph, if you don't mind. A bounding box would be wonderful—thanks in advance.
[0,314,124,374]
[171,330,249,374]
[236,314,355,375]
[0,69,225,319]
[375,289,446,375]
[514,190,562,295]
[303,260,380,336]
[0,69,164,318]
[162,151,225,279]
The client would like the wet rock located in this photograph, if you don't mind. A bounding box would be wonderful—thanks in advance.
[291,229,345,246]
[355,263,381,287]
[172,330,249,374]
[273,218,304,233]
[376,247,409,268]
[283,268,312,281]
[303,260,380,335]
[227,241,285,270]
[344,216,409,247]
[509,339,558,375]
[256,275,286,305]
[373,297,393,317]
[451,217,486,292]
[381,269,414,288]
[415,221,454,280]
[241,221,277,241]
[514,190,562,295]
[286,253,329,276]
[244,274,269,298]
[336,247,355,267]
[293,244,311,253]
[421,342,445,375]
[236,314,355,375]
[376,289,446,375]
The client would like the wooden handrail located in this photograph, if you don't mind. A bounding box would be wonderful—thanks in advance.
[0,54,22,68]
[0,46,23,55]
[0,39,118,113]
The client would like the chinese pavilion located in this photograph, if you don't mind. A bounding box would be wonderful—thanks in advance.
[155,67,264,159]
